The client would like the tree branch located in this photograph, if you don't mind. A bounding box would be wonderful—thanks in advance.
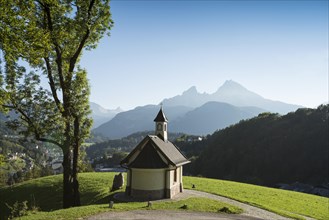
[43,4,65,94]
[36,136,62,148]
[88,0,96,20]
[68,0,95,73]
[44,57,63,112]
[42,3,70,117]
[68,29,90,73]
[2,103,63,148]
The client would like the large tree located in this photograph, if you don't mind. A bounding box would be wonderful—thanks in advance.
[0,0,113,208]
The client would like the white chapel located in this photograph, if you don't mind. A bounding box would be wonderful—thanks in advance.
[120,107,190,199]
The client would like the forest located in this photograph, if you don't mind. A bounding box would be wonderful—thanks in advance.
[184,105,328,187]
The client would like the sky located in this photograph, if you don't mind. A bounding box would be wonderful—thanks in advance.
[80,0,328,111]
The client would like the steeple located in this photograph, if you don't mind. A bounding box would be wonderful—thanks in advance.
[154,106,168,141]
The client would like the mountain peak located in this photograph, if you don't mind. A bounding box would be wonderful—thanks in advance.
[217,80,247,92]
[114,107,123,112]
[213,80,264,103]
[183,86,198,95]
[161,80,301,113]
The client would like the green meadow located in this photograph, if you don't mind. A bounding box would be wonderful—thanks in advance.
[0,173,240,219]
[17,197,242,220]
[0,173,327,220]
[184,176,329,220]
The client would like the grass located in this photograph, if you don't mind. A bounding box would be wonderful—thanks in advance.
[19,197,242,220]
[0,172,119,219]
[1,173,328,220]
[184,176,329,220]
[152,197,242,213]
[0,173,241,219]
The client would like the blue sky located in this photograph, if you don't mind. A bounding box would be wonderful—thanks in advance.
[80,0,328,110]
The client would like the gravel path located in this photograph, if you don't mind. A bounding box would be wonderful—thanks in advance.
[87,210,263,220]
[183,190,314,220]
[86,190,314,220]
[184,190,290,220]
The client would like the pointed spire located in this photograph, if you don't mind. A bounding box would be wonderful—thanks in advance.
[154,106,168,122]
[154,106,168,142]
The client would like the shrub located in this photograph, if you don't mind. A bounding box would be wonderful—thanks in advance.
[7,201,29,219]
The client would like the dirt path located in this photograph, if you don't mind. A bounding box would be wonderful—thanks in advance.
[87,210,263,220]
[183,190,314,220]
[184,190,289,220]
[87,190,314,220]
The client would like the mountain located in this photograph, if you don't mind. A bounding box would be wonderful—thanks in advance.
[93,80,304,139]
[188,105,329,187]
[93,102,264,138]
[162,80,302,114]
[93,105,193,139]
[161,86,209,108]
[0,102,121,131]
[170,102,265,135]
[90,102,123,128]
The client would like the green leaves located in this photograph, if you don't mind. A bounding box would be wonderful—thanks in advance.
[0,1,112,207]
[0,154,5,166]
[0,0,112,146]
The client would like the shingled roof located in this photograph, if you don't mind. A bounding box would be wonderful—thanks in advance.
[121,135,190,168]
[153,108,168,122]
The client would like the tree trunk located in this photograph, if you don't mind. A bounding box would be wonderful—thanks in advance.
[72,116,81,206]
[62,119,78,208]
[62,148,73,208]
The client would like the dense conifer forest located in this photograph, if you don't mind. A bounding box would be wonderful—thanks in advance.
[183,105,328,187]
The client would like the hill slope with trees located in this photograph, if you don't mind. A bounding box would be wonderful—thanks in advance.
[187,105,328,188]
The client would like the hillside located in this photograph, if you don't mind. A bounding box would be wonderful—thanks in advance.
[93,102,264,138]
[0,173,113,219]
[188,105,328,188]
[170,102,264,135]
[0,173,327,220]
[93,105,193,139]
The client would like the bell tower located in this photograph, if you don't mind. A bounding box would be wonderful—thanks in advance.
[154,106,168,142]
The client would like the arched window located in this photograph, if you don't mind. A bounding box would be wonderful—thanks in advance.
[157,123,162,131]
[164,124,167,131]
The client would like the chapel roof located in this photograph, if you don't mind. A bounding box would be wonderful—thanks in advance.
[120,135,190,168]
[129,141,168,168]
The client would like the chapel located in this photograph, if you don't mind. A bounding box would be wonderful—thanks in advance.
[120,107,190,200]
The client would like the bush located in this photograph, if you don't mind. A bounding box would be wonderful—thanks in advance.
[219,206,234,214]
[6,199,39,219]
[7,201,29,219]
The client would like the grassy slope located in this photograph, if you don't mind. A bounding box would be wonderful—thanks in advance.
[184,176,329,220]
[0,173,240,219]
[19,197,242,220]
[0,173,328,220]
[0,173,116,218]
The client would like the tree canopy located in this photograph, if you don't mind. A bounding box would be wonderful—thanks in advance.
[0,0,113,208]
[187,105,329,187]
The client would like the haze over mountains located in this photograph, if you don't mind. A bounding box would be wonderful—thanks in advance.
[162,80,302,113]
[90,102,123,128]
[92,80,303,139]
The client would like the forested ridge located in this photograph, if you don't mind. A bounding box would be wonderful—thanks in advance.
[186,105,328,187]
